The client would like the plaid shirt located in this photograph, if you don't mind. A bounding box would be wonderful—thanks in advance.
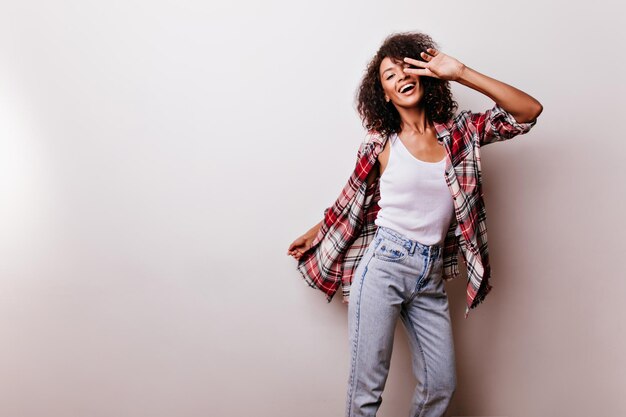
[296,104,537,318]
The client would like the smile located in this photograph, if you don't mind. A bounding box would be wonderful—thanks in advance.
[399,84,416,96]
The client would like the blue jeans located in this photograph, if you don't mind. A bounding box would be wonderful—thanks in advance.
[346,225,456,417]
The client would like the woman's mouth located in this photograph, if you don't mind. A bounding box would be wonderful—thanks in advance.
[399,83,416,96]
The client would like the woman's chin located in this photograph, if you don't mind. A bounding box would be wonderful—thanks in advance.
[395,96,422,108]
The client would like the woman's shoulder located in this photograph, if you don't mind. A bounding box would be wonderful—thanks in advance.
[359,130,388,155]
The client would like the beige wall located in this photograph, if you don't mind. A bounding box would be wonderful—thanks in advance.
[0,0,624,416]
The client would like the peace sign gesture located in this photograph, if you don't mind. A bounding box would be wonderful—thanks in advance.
[402,48,466,81]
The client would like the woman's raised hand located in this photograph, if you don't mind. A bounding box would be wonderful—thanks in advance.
[402,48,466,81]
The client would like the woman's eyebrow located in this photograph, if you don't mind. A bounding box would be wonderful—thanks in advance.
[382,62,408,75]
[382,66,399,74]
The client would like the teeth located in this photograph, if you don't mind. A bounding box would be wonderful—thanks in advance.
[400,84,415,93]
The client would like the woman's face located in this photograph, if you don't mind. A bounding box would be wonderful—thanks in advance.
[378,56,424,108]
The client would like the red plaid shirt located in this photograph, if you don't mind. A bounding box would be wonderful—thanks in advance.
[296,104,537,318]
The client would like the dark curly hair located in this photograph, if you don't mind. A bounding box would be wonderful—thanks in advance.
[355,31,458,137]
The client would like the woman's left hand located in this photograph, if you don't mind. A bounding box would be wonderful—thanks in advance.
[403,48,466,81]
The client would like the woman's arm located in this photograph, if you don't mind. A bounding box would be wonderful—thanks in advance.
[455,66,542,123]
[287,220,323,260]
[403,48,543,123]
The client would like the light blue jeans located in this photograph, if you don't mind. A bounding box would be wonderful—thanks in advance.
[346,225,456,417]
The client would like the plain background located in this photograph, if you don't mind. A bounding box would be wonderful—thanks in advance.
[1,1,624,416]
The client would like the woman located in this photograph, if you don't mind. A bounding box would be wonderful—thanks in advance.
[287,32,542,417]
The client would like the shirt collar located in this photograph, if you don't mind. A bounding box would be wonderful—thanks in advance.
[433,120,451,144]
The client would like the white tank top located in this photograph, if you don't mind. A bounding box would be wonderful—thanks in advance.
[374,133,457,245]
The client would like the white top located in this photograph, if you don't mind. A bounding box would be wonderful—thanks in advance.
[374,133,458,245]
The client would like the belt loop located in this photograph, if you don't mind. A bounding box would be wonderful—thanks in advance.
[409,241,416,256]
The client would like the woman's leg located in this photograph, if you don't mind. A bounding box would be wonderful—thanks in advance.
[345,234,403,417]
[400,251,457,417]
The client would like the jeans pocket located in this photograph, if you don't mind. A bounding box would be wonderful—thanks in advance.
[373,238,408,262]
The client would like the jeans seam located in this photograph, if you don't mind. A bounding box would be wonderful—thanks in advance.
[419,255,435,292]
[404,311,429,417]
[347,240,378,417]
[407,254,430,302]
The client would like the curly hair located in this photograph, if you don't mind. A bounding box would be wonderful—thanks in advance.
[355,31,458,137]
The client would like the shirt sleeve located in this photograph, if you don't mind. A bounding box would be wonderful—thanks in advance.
[466,103,538,147]
[356,136,370,162]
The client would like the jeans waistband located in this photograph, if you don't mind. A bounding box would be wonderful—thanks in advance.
[375,225,441,259]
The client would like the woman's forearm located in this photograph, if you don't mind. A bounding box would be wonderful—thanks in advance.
[456,66,543,123]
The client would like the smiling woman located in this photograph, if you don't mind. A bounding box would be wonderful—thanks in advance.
[356,33,459,137]
[287,30,542,417]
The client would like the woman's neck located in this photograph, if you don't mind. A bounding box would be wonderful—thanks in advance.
[397,105,430,135]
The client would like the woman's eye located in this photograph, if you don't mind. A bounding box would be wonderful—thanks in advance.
[386,75,394,80]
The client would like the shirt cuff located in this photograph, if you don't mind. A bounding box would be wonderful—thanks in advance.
[491,103,538,133]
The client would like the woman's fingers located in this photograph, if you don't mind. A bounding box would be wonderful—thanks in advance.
[287,235,313,258]
[402,52,442,78]
[403,56,426,67]
[287,246,304,257]
[420,51,434,61]
[403,47,439,66]
[403,67,430,76]
[288,237,305,252]
[402,55,430,76]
